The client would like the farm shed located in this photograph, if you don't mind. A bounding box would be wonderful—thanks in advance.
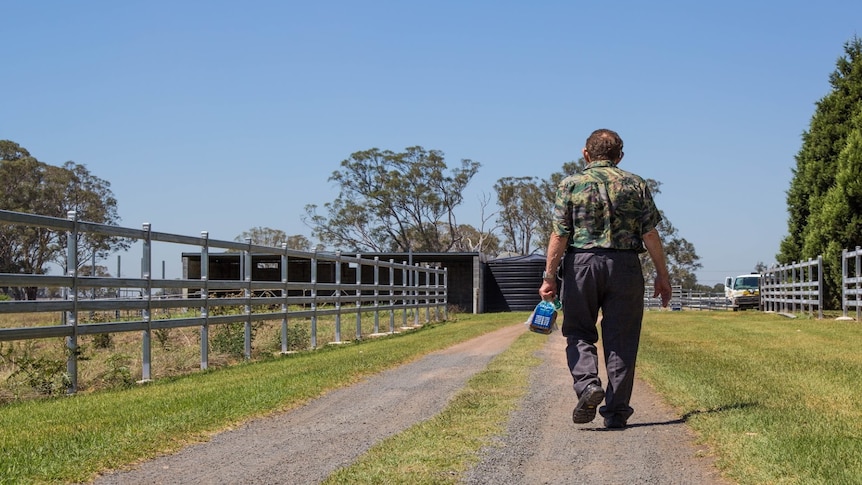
[181,251,546,314]
[181,251,487,313]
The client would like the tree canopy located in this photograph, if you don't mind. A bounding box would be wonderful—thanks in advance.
[303,146,483,253]
[0,140,127,299]
[778,37,862,307]
[234,227,312,252]
[494,176,546,255]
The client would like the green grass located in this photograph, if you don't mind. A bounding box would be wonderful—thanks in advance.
[0,314,521,484]
[637,311,862,485]
[4,310,862,485]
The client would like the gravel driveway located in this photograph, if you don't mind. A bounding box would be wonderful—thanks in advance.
[93,323,731,484]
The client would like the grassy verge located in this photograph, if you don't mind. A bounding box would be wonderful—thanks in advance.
[323,324,546,484]
[0,314,521,484]
[637,311,862,485]
[5,309,860,485]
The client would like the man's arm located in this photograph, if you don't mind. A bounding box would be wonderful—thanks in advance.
[642,228,672,307]
[539,233,568,300]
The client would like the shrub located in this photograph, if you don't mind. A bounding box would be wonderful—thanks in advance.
[283,324,311,351]
[8,354,70,396]
[211,322,254,357]
[100,353,136,389]
[92,333,113,349]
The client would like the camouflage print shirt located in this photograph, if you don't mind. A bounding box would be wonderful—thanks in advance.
[552,160,662,252]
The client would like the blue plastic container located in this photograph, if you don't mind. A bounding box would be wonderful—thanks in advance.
[529,299,561,334]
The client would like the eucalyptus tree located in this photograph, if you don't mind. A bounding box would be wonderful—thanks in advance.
[234,227,312,252]
[304,146,480,253]
[235,227,288,248]
[494,176,546,255]
[0,140,127,299]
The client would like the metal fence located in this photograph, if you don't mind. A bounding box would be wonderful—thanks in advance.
[842,246,862,320]
[0,209,448,393]
[644,286,729,311]
[761,257,823,319]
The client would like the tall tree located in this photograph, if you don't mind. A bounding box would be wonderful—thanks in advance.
[286,234,312,252]
[0,141,126,299]
[494,176,546,255]
[303,146,480,252]
[445,193,500,255]
[233,227,312,252]
[235,227,288,247]
[800,109,862,305]
[778,37,862,308]
[59,161,128,270]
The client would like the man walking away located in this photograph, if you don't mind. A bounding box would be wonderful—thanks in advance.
[539,128,672,429]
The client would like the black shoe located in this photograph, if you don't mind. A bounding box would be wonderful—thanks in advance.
[572,384,605,424]
[604,415,627,429]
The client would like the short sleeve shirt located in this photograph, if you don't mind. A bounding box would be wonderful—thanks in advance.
[552,160,662,252]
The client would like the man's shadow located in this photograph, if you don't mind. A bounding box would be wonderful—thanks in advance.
[586,401,758,431]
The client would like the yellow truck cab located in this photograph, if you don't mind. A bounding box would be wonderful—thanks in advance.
[724,273,762,311]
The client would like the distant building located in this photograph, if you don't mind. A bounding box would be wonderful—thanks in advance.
[181,251,545,314]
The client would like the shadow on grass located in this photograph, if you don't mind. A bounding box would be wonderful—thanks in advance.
[584,401,759,431]
[634,401,760,428]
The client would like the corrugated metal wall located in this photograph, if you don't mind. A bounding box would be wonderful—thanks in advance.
[484,254,546,312]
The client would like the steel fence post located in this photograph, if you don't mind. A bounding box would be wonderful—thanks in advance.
[141,222,152,382]
[281,242,289,354]
[244,238,252,360]
[200,231,209,370]
[65,211,79,394]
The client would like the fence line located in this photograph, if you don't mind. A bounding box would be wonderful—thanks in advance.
[644,248,862,321]
[761,257,823,319]
[842,246,862,321]
[644,286,729,311]
[0,209,448,394]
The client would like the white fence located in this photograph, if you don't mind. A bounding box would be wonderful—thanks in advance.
[0,210,448,394]
[761,257,823,319]
[644,286,729,311]
[842,246,862,320]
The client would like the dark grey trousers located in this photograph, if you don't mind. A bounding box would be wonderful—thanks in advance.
[560,249,644,422]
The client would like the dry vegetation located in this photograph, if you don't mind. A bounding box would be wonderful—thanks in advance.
[0,305,439,404]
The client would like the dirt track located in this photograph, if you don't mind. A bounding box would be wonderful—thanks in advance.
[93,323,731,484]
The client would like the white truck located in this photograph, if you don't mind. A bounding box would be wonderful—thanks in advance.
[724,273,762,311]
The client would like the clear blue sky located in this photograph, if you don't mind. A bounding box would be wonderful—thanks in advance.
[4,1,861,286]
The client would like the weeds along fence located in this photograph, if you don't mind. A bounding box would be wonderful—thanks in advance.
[761,257,823,319]
[0,210,448,394]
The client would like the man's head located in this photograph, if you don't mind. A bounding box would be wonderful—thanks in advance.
[583,129,624,164]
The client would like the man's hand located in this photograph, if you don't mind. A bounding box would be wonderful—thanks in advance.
[643,228,672,307]
[539,279,556,301]
[653,273,672,307]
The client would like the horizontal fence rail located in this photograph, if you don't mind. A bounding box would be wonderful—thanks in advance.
[842,246,862,321]
[761,257,823,319]
[644,286,729,311]
[0,210,448,394]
